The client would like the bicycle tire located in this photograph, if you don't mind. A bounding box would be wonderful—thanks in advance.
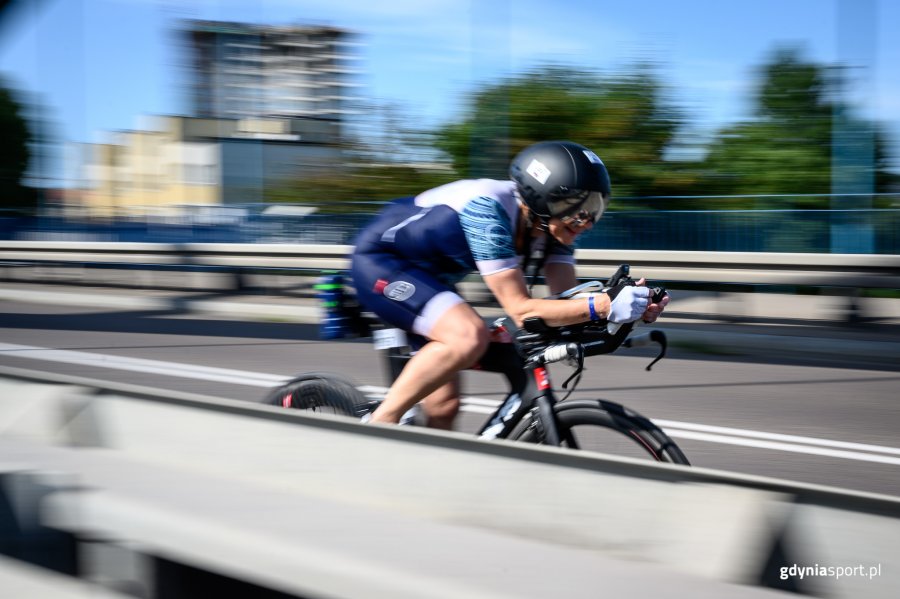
[261,372,375,418]
[514,399,690,465]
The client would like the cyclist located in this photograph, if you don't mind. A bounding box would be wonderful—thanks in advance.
[351,140,669,429]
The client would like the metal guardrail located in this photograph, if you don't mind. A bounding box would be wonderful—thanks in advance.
[0,241,352,270]
[5,205,900,253]
[1,241,899,289]
[572,249,900,288]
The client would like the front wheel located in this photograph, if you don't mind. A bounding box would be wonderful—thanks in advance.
[514,399,690,465]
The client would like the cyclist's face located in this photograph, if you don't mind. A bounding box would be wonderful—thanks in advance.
[545,191,607,245]
[547,212,594,245]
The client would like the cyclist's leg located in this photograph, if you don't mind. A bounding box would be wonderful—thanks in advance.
[372,300,487,424]
[421,374,461,430]
[351,252,488,426]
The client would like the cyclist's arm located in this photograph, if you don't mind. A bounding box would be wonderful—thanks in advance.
[483,267,610,327]
[543,261,578,296]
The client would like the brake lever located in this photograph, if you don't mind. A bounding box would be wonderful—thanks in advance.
[646,330,667,371]
[560,343,585,389]
[620,329,668,371]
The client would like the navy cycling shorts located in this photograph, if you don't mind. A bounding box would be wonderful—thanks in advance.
[350,251,464,340]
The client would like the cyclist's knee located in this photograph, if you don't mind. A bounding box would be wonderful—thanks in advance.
[453,319,489,366]
[430,305,489,365]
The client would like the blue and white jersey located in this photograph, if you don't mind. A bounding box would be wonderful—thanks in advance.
[415,179,523,276]
[351,179,577,336]
[355,179,574,286]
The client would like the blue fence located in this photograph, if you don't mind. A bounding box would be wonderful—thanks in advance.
[577,209,900,254]
[2,207,899,254]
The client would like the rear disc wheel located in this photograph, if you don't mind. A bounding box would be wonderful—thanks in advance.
[261,372,375,418]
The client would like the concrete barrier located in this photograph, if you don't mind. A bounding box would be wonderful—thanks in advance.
[4,444,784,599]
[0,553,132,599]
[1,368,898,598]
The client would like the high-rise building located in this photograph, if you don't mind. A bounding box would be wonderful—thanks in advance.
[75,21,360,214]
[184,20,360,122]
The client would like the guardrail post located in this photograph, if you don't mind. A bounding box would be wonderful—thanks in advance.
[0,472,79,576]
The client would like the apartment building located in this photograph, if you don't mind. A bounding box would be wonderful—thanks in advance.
[78,21,358,214]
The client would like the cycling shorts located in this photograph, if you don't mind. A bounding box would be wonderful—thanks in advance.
[351,197,471,341]
[351,250,464,341]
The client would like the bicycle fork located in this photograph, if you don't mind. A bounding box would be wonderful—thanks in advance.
[530,365,564,446]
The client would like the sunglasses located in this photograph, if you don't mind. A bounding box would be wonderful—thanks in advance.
[551,190,608,227]
[560,209,597,227]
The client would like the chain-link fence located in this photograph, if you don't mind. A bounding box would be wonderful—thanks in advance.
[2,198,898,253]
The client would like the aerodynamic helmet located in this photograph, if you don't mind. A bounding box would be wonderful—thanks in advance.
[509,140,611,222]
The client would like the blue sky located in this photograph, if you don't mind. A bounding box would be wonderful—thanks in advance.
[1,0,898,175]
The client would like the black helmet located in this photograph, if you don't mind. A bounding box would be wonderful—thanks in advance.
[509,141,611,221]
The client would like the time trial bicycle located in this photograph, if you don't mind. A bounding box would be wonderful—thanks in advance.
[261,264,690,465]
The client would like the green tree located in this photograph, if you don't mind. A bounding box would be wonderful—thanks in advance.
[698,47,896,208]
[434,65,696,201]
[0,79,33,212]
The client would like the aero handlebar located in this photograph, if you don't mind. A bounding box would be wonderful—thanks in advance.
[515,264,668,372]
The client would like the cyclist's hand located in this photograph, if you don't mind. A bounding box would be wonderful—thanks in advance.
[635,277,670,323]
[607,285,651,323]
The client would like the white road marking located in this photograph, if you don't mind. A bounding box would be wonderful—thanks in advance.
[661,430,900,466]
[0,343,287,387]
[359,385,499,414]
[652,419,900,456]
[3,342,898,465]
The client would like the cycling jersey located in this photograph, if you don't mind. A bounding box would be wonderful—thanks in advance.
[351,179,574,338]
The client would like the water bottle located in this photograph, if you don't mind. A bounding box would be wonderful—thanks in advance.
[315,272,347,340]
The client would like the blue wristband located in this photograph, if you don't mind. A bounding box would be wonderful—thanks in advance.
[588,295,599,321]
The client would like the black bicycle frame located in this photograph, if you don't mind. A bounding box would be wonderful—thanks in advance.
[480,344,565,443]
[386,340,565,444]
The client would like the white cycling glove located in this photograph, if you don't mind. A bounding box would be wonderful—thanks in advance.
[607,286,651,323]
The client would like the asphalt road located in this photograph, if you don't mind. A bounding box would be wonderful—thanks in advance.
[1,299,898,497]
